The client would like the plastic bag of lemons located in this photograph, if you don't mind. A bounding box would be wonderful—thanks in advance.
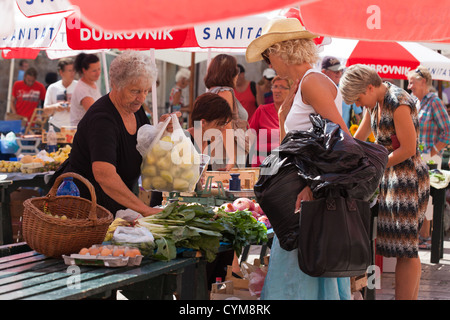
[137,114,201,193]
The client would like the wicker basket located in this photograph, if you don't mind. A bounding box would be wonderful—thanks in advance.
[22,172,114,258]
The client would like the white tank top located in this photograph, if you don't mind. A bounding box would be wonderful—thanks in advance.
[284,69,343,133]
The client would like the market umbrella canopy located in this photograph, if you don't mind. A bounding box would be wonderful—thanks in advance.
[2,48,40,59]
[299,0,450,42]
[193,7,328,49]
[0,0,101,59]
[320,38,450,81]
[67,0,309,32]
[65,15,195,50]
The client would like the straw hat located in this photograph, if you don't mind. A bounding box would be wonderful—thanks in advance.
[246,18,318,63]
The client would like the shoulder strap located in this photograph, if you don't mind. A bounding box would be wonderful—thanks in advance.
[210,86,238,115]
[250,81,256,98]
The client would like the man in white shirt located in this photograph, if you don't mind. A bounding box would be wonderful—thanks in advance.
[44,58,77,131]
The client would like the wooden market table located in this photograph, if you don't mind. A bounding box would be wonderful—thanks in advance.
[0,242,208,300]
[0,172,51,245]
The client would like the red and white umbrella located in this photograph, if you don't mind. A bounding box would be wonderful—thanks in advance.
[65,8,324,51]
[0,0,103,58]
[320,38,450,81]
[0,0,110,112]
[192,7,328,50]
[67,0,308,33]
[299,0,450,42]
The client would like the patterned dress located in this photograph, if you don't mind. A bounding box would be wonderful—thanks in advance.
[372,82,430,258]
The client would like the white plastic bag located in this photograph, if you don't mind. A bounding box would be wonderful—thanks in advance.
[136,117,171,158]
[116,208,144,222]
[240,261,268,297]
[112,226,155,256]
[139,114,201,192]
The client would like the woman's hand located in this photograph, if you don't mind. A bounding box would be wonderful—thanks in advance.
[295,185,313,213]
[159,111,182,132]
[141,206,163,217]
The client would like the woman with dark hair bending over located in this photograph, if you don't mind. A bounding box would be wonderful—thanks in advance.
[187,92,233,155]
[70,53,102,126]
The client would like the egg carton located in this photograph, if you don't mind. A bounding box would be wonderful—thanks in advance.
[62,245,143,267]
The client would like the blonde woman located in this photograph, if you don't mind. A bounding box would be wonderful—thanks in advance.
[340,64,430,300]
[246,18,351,300]
[407,66,450,248]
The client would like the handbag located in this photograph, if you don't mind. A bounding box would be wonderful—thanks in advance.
[297,188,372,277]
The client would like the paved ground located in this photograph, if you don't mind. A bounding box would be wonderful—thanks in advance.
[118,235,450,300]
[376,235,450,300]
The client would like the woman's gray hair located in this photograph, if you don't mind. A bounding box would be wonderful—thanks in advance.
[407,65,432,86]
[109,51,157,89]
[175,68,191,82]
[266,38,318,66]
[339,64,382,105]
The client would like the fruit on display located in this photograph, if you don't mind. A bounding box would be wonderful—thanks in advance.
[0,160,22,172]
[220,203,237,212]
[43,203,69,219]
[0,145,72,174]
[233,197,256,211]
[49,145,71,163]
[140,135,200,192]
[104,218,131,242]
[215,201,269,256]
[221,197,271,229]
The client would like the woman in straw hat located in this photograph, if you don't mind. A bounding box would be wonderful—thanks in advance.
[246,18,351,300]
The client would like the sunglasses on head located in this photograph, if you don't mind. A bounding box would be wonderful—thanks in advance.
[261,50,271,65]
[415,68,425,79]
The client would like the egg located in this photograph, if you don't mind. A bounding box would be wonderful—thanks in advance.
[100,248,112,256]
[79,248,89,255]
[125,248,141,257]
[88,247,101,256]
[113,248,125,257]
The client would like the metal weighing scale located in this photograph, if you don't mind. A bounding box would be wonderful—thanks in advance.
[166,175,255,207]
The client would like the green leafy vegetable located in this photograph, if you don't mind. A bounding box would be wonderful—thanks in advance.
[137,202,223,262]
[136,201,268,262]
[215,208,268,257]
[429,169,446,182]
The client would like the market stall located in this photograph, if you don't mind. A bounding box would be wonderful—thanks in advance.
[0,143,72,244]
[2,129,273,300]
[0,243,205,300]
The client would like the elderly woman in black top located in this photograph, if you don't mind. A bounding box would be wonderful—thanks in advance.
[60,51,172,217]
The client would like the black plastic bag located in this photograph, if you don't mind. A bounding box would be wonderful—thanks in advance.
[254,114,388,252]
[254,155,306,251]
[278,114,388,200]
